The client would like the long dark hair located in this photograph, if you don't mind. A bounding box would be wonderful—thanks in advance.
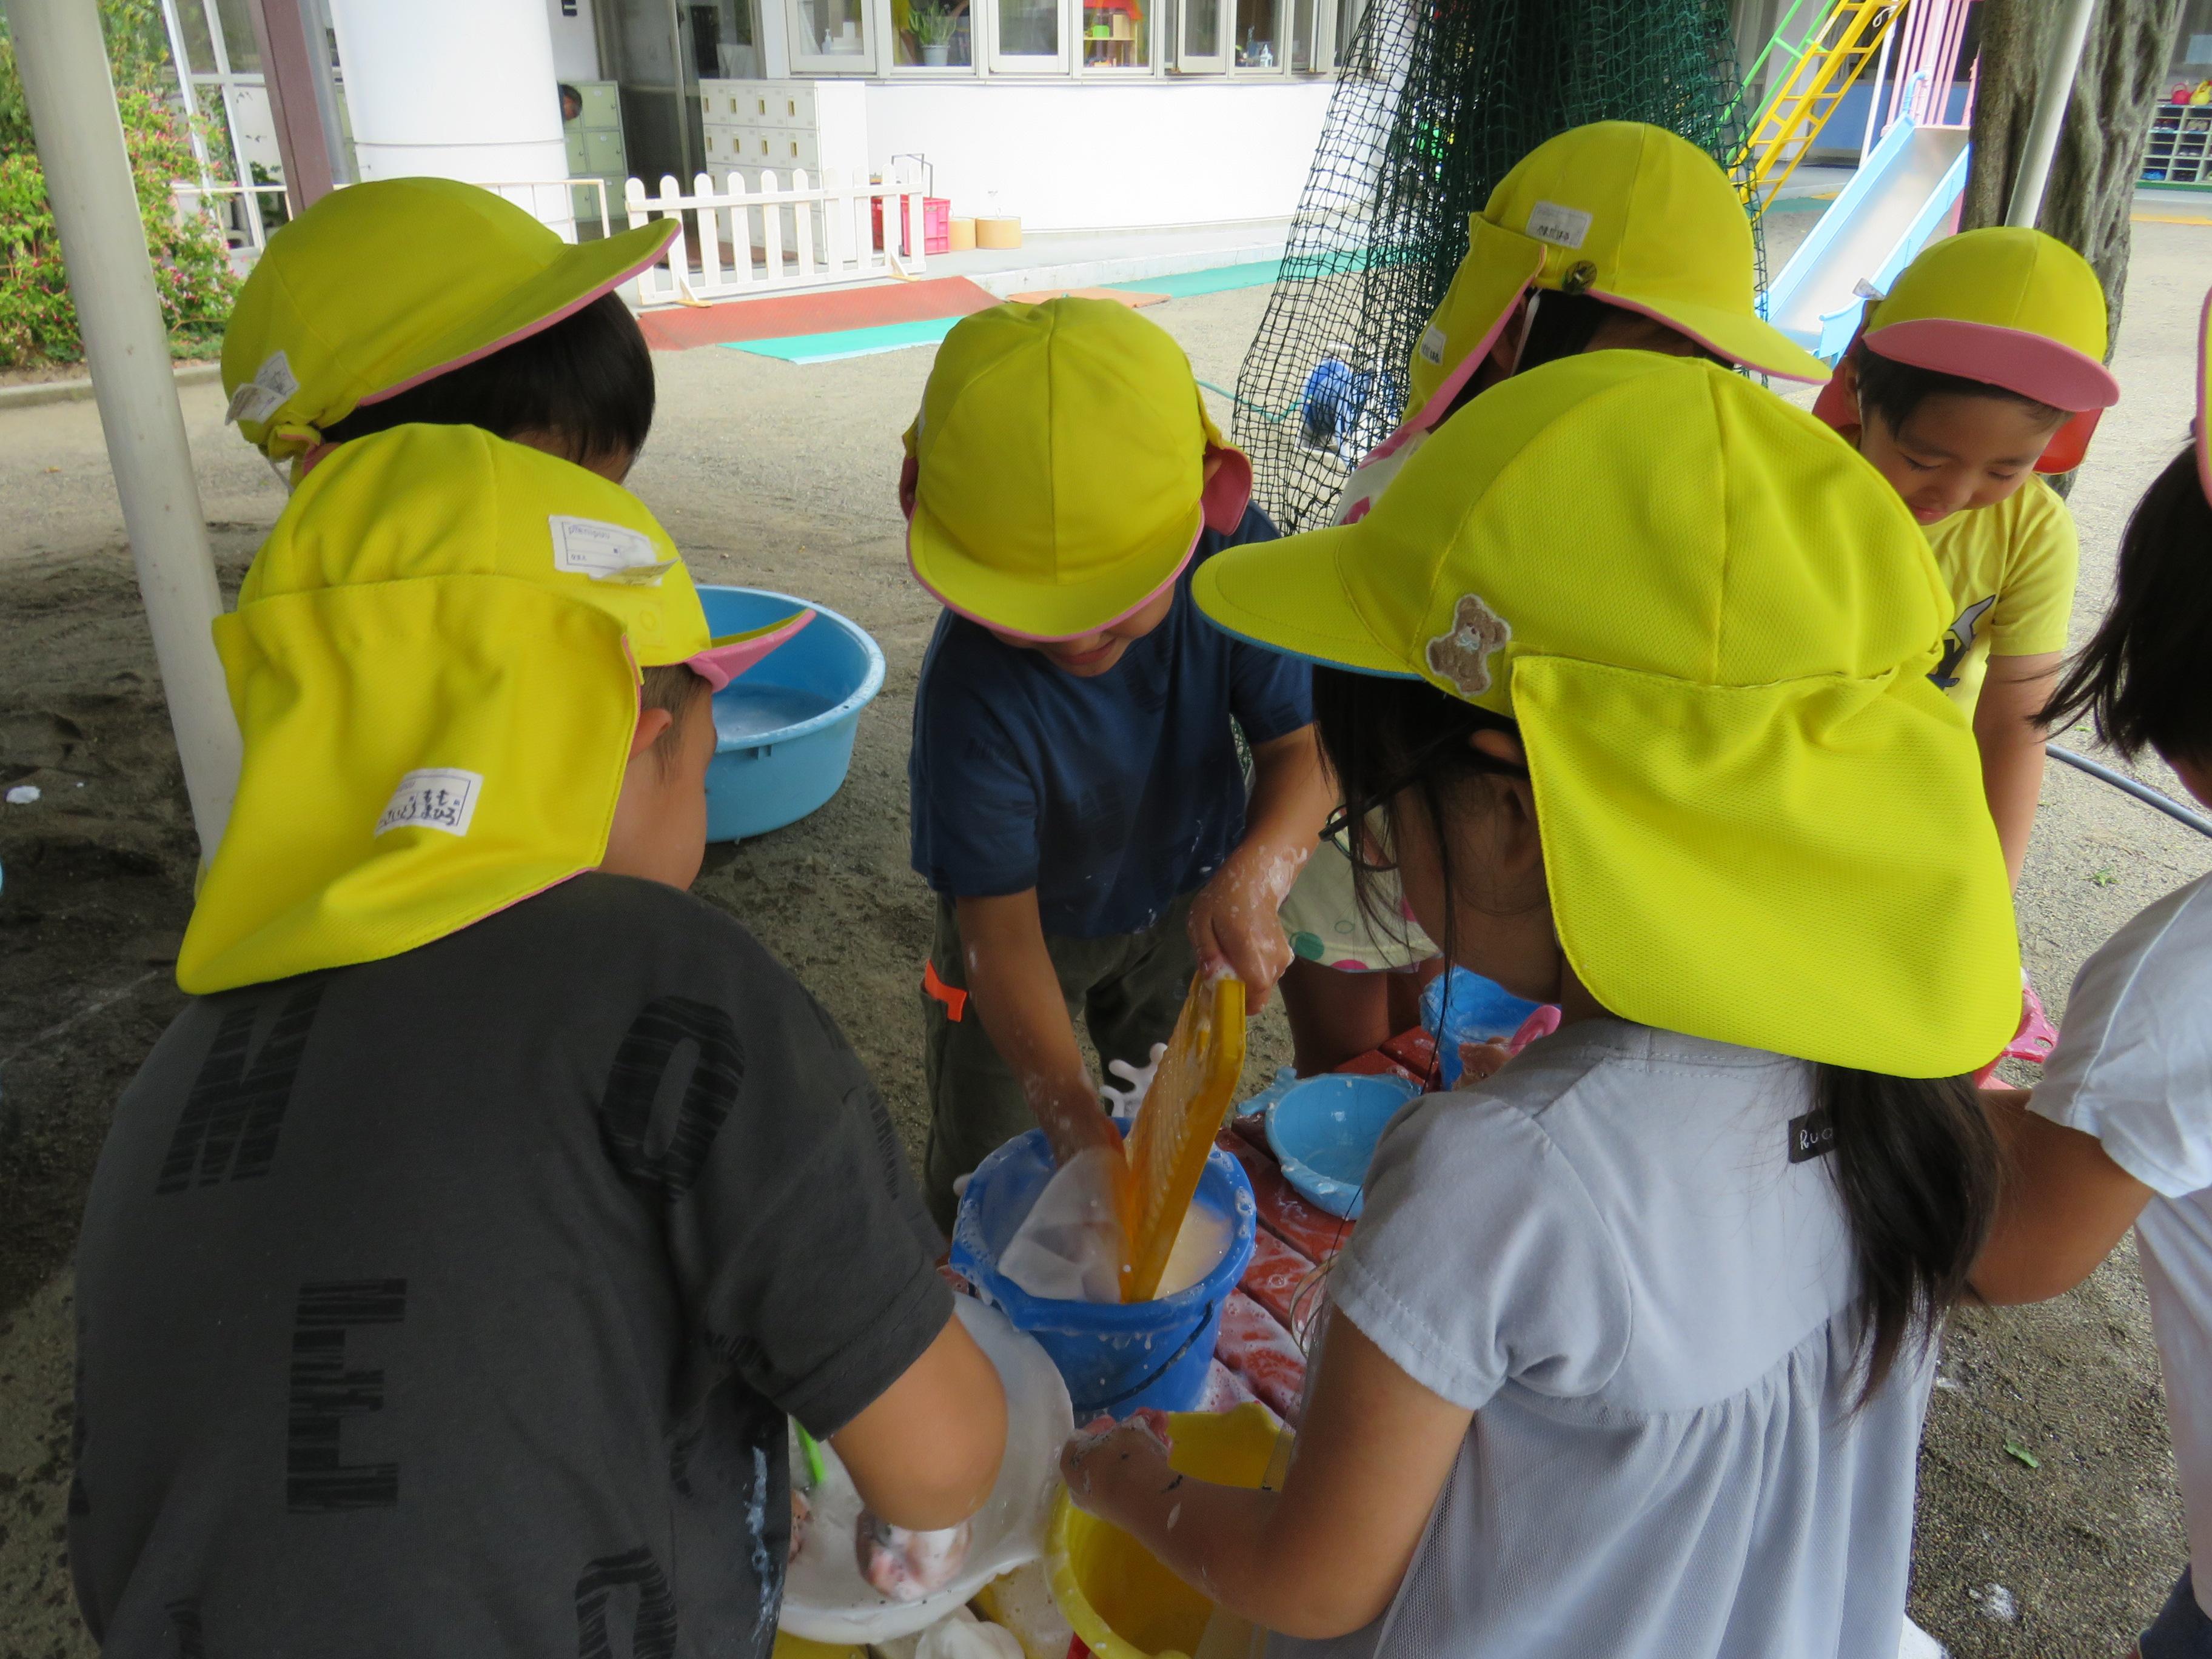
[1312,666,1999,1396]
[2039,446,2212,768]
[321,288,655,472]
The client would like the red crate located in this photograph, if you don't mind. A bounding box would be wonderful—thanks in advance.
[871,195,952,256]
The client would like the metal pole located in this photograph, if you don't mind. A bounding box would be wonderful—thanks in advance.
[2006,0,2098,227]
[12,0,241,859]
[2049,748,2212,839]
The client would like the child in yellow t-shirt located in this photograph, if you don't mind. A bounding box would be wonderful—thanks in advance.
[1816,227,2119,885]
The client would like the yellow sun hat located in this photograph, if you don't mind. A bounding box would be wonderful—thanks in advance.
[1813,226,2119,473]
[900,297,1253,642]
[220,176,678,464]
[1400,121,1831,427]
[176,423,792,996]
[1195,350,2019,1078]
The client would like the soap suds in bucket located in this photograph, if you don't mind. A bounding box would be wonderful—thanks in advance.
[1000,1149,1232,1305]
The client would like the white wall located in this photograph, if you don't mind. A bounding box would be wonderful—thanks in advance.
[547,0,602,80]
[330,0,572,225]
[862,80,1330,231]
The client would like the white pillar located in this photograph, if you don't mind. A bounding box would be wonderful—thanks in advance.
[2005,0,2098,230]
[12,0,240,859]
[327,0,575,234]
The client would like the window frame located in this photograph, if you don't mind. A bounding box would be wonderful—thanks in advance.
[1171,0,1228,73]
[1069,0,1158,77]
[985,0,1073,74]
[1225,0,1290,75]
[883,0,987,76]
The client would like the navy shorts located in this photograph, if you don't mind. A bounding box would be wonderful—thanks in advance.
[2143,1566,2212,1659]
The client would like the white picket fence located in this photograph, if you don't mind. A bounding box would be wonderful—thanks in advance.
[624,169,931,305]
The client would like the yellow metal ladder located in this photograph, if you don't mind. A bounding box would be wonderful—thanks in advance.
[1735,0,1909,222]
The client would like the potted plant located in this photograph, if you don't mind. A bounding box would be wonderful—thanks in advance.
[911,4,957,65]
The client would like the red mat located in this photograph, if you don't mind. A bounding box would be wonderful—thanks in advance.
[635,275,1002,352]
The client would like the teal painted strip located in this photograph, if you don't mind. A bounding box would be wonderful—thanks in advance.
[1105,259,1282,298]
[726,315,960,363]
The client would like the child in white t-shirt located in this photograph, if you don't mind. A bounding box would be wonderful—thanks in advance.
[1061,352,2020,1659]
[1970,383,2212,1658]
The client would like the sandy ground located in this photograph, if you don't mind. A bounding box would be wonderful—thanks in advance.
[2,215,2209,1657]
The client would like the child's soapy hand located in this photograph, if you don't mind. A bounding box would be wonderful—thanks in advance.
[1059,1410,1175,1513]
[854,1512,974,1602]
[1188,839,1310,1010]
[1034,1074,1128,1170]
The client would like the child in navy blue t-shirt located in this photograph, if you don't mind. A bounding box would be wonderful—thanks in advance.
[901,298,1329,1225]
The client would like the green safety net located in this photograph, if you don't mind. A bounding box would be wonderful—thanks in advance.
[1234,0,1759,531]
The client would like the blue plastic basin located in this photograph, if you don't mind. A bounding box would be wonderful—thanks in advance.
[1265,1072,1422,1219]
[695,586,886,842]
[951,1129,1257,1419]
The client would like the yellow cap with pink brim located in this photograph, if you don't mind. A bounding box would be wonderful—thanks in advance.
[897,297,1252,642]
[1811,227,2119,474]
[220,176,680,464]
[1396,122,1831,427]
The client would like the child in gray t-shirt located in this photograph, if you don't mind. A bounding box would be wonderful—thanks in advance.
[1061,354,2017,1657]
[71,427,1007,1658]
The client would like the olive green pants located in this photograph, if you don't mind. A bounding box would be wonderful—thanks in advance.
[920,893,1197,1233]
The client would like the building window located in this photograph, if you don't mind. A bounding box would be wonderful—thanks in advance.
[791,0,873,66]
[1287,0,1318,70]
[991,0,1067,69]
[1079,0,1148,69]
[1232,0,1278,68]
[894,0,975,66]
[779,0,1339,75]
[1175,0,1226,70]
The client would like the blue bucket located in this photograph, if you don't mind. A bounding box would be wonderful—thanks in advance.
[951,1130,1257,1420]
[695,586,886,842]
[1421,966,1541,1087]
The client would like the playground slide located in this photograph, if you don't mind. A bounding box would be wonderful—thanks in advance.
[1760,111,1969,361]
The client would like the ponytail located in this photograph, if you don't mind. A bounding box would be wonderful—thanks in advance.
[1818,1064,1999,1400]
[1312,665,2003,1401]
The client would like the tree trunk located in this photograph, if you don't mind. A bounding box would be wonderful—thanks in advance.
[1962,0,2186,348]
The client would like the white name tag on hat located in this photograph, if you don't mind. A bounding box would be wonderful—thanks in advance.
[224,350,298,425]
[1524,201,1594,250]
[1417,325,1449,367]
[549,515,662,580]
[375,768,483,838]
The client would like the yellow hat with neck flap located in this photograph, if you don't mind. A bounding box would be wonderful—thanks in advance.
[179,423,734,994]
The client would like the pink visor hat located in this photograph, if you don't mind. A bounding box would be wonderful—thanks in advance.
[686,608,816,690]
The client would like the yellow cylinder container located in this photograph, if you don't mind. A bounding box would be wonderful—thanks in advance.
[1048,1404,1289,1659]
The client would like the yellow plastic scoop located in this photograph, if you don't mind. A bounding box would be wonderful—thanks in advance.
[1120,973,1246,1303]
